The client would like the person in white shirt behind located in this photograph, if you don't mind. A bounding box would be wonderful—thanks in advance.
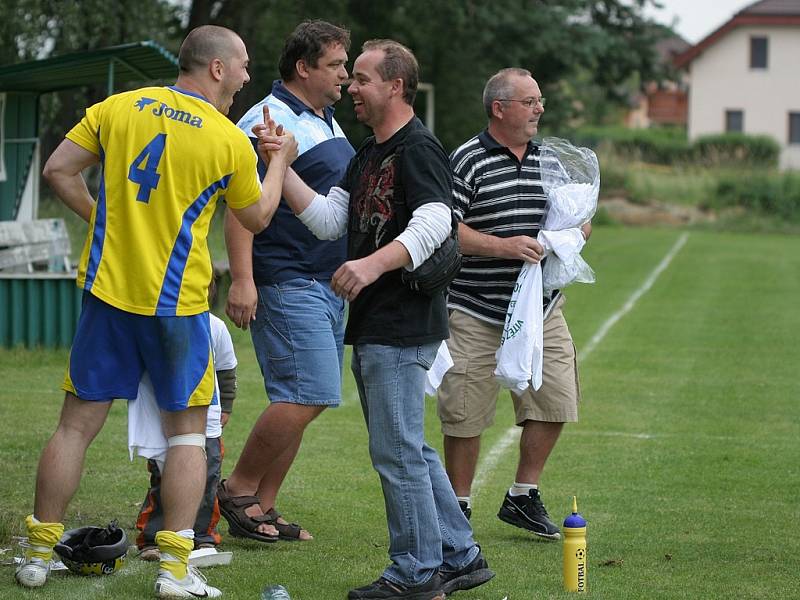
[129,280,238,561]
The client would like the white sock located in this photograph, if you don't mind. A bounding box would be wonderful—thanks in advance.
[177,529,195,540]
[509,482,538,496]
[456,496,472,508]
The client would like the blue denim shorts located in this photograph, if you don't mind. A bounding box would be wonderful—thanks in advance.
[251,278,345,406]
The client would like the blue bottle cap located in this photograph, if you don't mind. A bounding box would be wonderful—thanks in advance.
[563,512,587,528]
[563,495,587,527]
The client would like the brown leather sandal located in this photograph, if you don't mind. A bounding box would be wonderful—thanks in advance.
[264,508,306,541]
[217,480,278,543]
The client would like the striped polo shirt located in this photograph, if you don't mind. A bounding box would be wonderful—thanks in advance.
[448,129,557,325]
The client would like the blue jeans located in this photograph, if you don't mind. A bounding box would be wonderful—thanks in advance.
[251,278,345,405]
[351,342,479,586]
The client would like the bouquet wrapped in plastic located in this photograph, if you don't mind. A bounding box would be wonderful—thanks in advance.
[495,138,599,392]
[538,137,600,293]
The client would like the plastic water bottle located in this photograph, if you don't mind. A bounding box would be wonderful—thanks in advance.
[562,495,587,593]
[261,584,291,599]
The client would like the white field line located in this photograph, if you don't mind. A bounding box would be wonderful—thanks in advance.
[471,426,521,492]
[471,233,689,498]
[568,430,786,444]
[577,232,688,363]
[579,431,799,449]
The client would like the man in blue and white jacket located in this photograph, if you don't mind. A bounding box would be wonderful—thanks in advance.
[220,20,354,542]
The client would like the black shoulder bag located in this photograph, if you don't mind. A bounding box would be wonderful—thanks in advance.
[393,143,462,297]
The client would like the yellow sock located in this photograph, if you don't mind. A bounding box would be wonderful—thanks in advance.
[155,530,193,580]
[24,515,64,562]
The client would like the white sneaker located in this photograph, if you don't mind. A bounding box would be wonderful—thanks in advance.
[15,556,49,588]
[154,565,222,598]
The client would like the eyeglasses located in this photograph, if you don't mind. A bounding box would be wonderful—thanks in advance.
[498,97,546,108]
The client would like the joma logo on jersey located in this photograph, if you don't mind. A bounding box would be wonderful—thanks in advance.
[134,97,157,111]
[135,97,203,128]
[152,102,203,128]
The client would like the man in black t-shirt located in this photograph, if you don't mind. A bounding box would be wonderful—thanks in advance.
[259,39,494,600]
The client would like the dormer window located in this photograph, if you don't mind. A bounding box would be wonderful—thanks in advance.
[750,36,768,69]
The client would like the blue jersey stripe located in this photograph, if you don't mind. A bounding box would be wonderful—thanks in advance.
[156,174,231,315]
[84,144,108,290]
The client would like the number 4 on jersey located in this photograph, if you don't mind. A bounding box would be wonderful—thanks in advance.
[128,133,167,203]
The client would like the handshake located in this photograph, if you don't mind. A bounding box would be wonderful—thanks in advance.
[251,104,298,166]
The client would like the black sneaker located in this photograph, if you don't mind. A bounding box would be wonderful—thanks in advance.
[440,549,494,595]
[497,489,561,540]
[348,575,445,599]
[458,501,471,521]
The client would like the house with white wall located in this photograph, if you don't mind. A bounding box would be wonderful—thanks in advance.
[675,0,800,169]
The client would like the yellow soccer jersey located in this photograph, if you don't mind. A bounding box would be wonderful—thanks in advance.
[66,86,261,316]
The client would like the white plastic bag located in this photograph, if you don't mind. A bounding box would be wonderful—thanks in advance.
[426,340,454,396]
[538,227,592,293]
[494,262,543,391]
[495,138,600,393]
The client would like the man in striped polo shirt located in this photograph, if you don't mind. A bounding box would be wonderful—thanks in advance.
[437,68,591,540]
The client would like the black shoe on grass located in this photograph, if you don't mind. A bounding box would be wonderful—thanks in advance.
[440,549,494,595]
[497,488,561,540]
[458,501,471,521]
[348,575,445,600]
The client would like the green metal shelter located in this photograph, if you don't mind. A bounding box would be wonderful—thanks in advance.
[0,41,178,348]
[0,41,178,221]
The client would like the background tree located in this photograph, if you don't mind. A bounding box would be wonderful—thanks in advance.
[0,0,667,153]
[186,0,666,149]
[0,0,182,162]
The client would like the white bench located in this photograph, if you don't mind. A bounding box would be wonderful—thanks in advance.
[0,218,72,273]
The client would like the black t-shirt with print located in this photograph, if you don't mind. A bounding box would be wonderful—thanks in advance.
[338,117,451,347]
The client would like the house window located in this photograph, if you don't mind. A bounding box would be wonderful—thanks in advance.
[750,37,768,69]
[790,113,800,144]
[726,110,744,133]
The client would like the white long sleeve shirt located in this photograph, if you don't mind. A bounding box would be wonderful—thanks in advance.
[297,187,451,269]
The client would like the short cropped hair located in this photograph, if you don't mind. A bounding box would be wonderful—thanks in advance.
[179,25,241,74]
[482,67,532,118]
[362,39,418,105]
[278,20,351,82]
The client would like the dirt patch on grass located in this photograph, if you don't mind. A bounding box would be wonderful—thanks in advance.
[600,196,714,226]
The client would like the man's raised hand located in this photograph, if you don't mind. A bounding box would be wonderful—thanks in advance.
[252,104,297,165]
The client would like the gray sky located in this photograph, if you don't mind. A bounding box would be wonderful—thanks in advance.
[643,0,757,43]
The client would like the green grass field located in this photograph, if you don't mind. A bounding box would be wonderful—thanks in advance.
[1,225,798,599]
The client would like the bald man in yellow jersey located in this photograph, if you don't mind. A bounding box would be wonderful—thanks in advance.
[15,26,297,598]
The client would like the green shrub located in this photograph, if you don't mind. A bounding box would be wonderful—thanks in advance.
[598,158,628,195]
[693,133,779,168]
[709,172,800,221]
[569,127,780,168]
[569,126,690,165]
[615,129,689,165]
[626,166,718,206]
[591,205,617,226]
